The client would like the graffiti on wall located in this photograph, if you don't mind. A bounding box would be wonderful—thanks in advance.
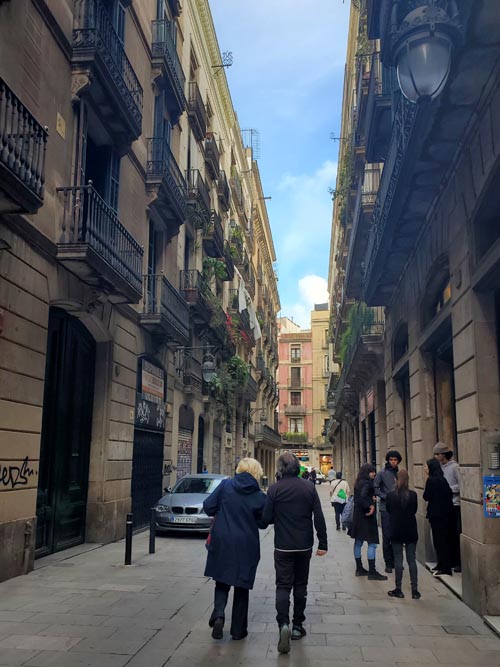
[0,457,37,489]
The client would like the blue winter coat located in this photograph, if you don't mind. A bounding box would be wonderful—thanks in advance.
[203,472,266,589]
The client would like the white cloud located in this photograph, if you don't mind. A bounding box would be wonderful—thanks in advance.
[281,275,329,329]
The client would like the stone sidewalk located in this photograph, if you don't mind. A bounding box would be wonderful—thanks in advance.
[0,485,500,666]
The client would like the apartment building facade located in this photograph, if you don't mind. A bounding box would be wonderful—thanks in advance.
[327,0,500,618]
[0,0,279,581]
[311,304,332,474]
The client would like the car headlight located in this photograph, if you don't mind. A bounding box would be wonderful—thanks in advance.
[155,504,171,512]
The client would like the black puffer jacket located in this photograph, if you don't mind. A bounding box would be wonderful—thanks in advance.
[348,479,379,544]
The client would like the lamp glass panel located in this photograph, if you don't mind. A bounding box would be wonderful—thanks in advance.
[397,33,452,102]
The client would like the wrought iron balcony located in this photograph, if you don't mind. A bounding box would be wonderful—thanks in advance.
[204,132,220,180]
[245,263,256,299]
[364,52,396,164]
[178,353,202,394]
[180,269,211,324]
[228,289,256,348]
[187,82,207,142]
[72,0,143,142]
[185,168,210,229]
[238,374,258,402]
[223,241,235,281]
[140,273,189,345]
[217,170,230,211]
[229,170,244,214]
[0,78,47,214]
[284,404,307,416]
[151,19,186,124]
[254,424,281,448]
[56,183,143,303]
[146,138,187,235]
[202,210,224,258]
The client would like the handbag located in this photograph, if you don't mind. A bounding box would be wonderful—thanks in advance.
[337,487,347,501]
[341,495,354,528]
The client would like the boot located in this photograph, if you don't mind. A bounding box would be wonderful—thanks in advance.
[355,557,368,576]
[367,559,388,581]
[412,588,422,600]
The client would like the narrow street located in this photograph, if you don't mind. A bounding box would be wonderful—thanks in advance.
[0,486,499,667]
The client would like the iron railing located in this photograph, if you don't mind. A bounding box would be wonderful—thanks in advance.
[0,78,48,207]
[73,0,143,127]
[57,183,143,294]
[142,273,189,339]
[230,168,244,212]
[146,138,187,218]
[217,169,230,210]
[180,269,211,311]
[185,168,210,212]
[255,424,281,448]
[204,132,219,179]
[151,19,186,101]
[187,81,207,140]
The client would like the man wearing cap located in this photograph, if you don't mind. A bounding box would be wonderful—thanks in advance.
[433,442,461,572]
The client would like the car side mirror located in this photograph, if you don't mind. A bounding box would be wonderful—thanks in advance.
[164,486,172,494]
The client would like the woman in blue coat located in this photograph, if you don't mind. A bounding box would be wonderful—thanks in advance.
[203,457,266,641]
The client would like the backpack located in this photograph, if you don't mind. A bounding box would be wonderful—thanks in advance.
[341,495,354,528]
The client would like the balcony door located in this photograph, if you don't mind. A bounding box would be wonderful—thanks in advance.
[84,136,121,213]
[36,308,95,557]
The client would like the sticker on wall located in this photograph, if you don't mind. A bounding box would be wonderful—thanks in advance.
[483,476,500,518]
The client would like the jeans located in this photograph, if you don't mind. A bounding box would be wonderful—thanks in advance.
[274,549,312,627]
[354,539,377,560]
[392,542,417,589]
[332,502,345,529]
[209,581,249,638]
[380,511,394,568]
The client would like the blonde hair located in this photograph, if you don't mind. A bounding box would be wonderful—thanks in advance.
[236,457,263,481]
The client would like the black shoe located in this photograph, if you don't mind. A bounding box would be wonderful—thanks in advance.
[211,618,223,640]
[355,557,369,576]
[388,588,404,598]
[231,631,248,640]
[342,526,347,531]
[291,625,307,640]
[336,526,341,530]
[412,589,422,600]
[368,560,388,581]
[385,566,393,574]
[433,569,452,577]
[278,624,291,654]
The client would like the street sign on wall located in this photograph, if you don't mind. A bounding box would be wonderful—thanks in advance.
[135,357,166,431]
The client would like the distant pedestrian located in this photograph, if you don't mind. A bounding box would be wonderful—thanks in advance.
[330,471,350,530]
[301,469,309,480]
[327,466,337,482]
[386,469,421,600]
[262,453,327,654]
[348,463,387,581]
[423,458,454,576]
[374,450,402,573]
[203,458,266,641]
[433,442,461,572]
[309,468,317,484]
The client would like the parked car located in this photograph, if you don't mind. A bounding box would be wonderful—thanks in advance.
[154,474,228,534]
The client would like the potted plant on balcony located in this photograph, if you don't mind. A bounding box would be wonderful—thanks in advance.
[202,257,227,282]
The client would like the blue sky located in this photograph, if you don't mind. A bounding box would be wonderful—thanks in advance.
[210,0,351,327]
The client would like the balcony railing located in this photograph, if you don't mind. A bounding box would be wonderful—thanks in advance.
[230,169,244,213]
[181,354,202,393]
[0,78,47,213]
[179,269,211,323]
[73,0,143,137]
[217,169,230,211]
[56,184,143,302]
[151,19,186,122]
[187,81,207,142]
[141,273,189,344]
[223,241,235,281]
[147,137,187,222]
[204,132,220,179]
[284,404,307,416]
[202,210,224,258]
[185,168,210,219]
[364,52,396,163]
[255,424,281,448]
[238,374,258,402]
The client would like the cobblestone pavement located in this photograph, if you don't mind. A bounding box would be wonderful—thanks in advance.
[0,485,500,666]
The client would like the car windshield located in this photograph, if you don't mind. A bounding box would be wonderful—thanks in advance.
[172,477,222,494]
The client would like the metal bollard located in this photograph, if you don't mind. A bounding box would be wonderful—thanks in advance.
[149,507,156,555]
[125,513,133,565]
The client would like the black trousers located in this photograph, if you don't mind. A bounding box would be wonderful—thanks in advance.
[380,511,394,568]
[332,502,345,529]
[451,505,462,568]
[209,581,249,638]
[430,517,453,574]
[274,549,312,628]
[392,542,418,589]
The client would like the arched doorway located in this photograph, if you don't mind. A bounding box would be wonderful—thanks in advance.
[36,308,96,557]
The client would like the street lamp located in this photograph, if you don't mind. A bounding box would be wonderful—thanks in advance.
[177,346,217,383]
[390,0,463,103]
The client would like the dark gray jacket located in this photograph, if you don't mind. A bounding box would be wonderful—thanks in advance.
[374,464,398,511]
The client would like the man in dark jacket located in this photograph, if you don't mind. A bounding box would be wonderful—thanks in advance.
[374,450,402,573]
[262,453,327,655]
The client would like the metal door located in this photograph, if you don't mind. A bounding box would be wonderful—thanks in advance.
[131,429,164,528]
[176,428,193,480]
[36,308,95,557]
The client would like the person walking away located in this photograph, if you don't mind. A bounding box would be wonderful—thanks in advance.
[374,450,402,573]
[330,471,350,530]
[348,463,387,581]
[327,466,337,482]
[423,458,454,576]
[262,453,327,654]
[309,468,317,484]
[386,469,421,599]
[203,458,266,641]
[434,442,461,572]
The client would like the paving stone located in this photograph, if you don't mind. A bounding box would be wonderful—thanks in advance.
[24,651,130,666]
[0,635,81,651]
[361,646,439,662]
[0,648,41,665]
[432,648,500,664]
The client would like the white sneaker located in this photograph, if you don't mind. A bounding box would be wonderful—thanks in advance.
[278,624,291,654]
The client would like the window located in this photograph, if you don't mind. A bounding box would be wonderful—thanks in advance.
[289,418,303,433]
[290,392,301,406]
[421,256,451,328]
[290,367,301,387]
[291,345,301,362]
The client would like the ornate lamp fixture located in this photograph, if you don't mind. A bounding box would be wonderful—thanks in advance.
[390,0,463,103]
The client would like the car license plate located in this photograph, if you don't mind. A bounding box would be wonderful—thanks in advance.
[173,516,197,524]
